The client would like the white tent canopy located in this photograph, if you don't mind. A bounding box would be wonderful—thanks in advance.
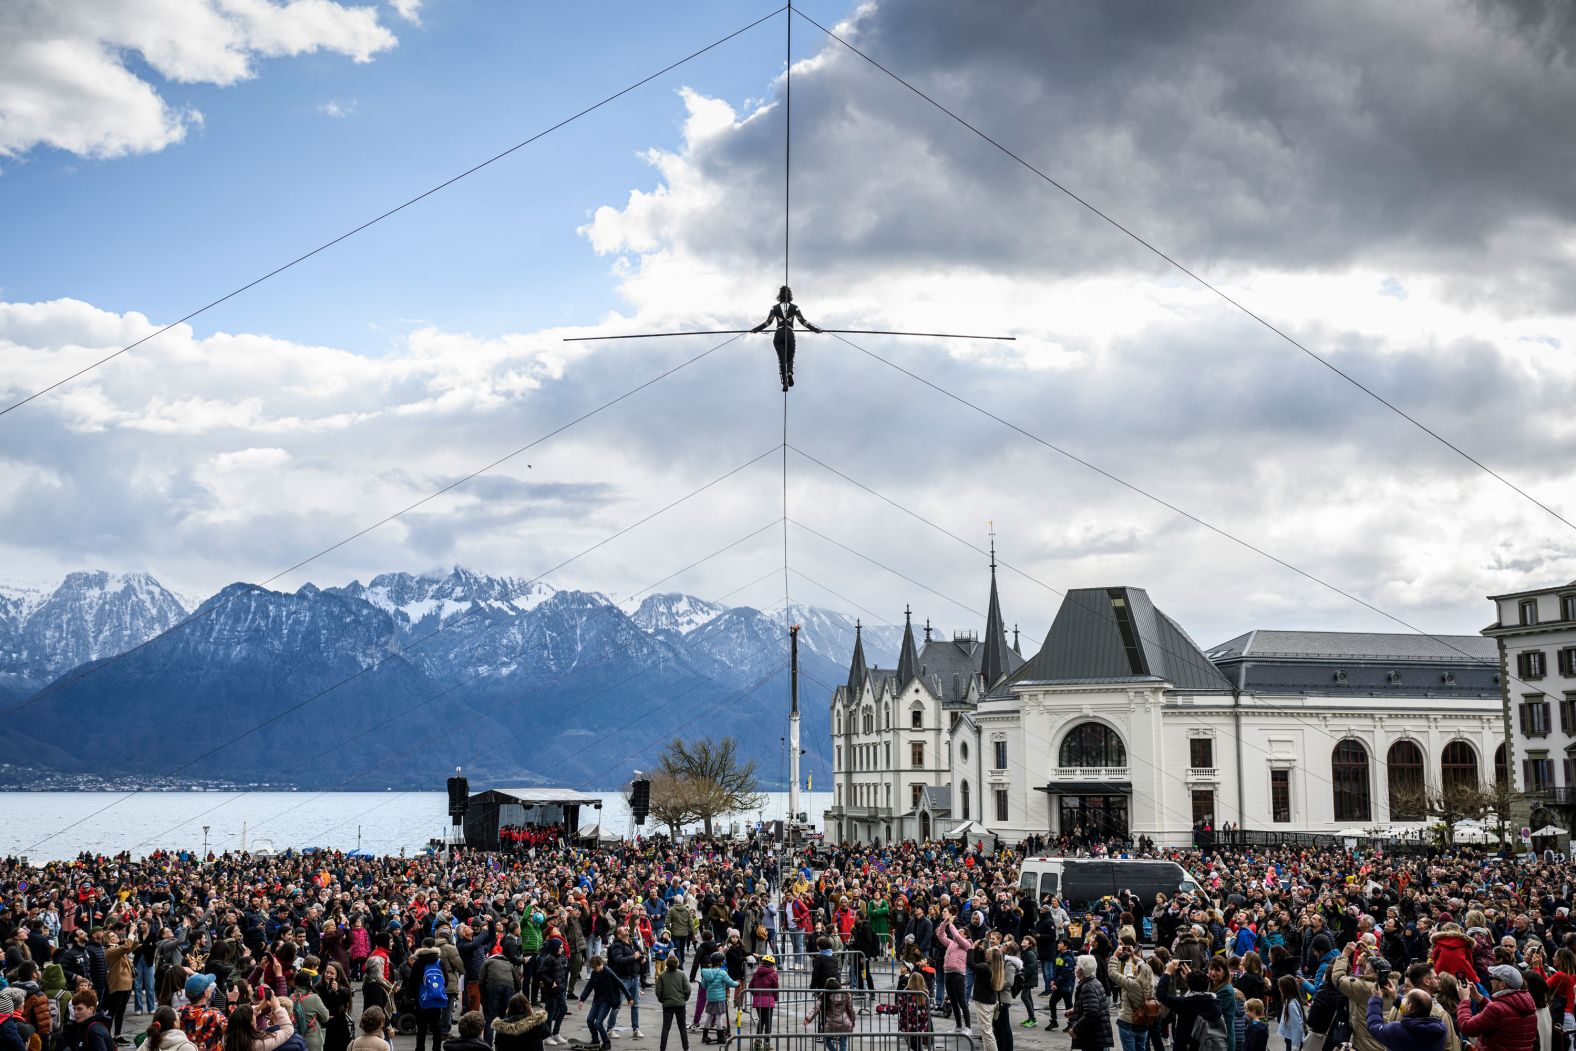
[1533,825,1568,837]
[576,823,621,842]
[944,820,996,841]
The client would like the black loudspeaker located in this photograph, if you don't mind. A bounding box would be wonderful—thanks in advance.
[447,776,470,820]
[630,778,651,825]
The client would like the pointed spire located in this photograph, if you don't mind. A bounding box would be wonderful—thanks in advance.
[924,617,932,643]
[846,619,867,695]
[896,605,920,685]
[981,527,1011,687]
[1013,623,1021,654]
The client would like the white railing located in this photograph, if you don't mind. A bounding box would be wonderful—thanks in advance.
[1054,766,1129,780]
[1187,766,1218,781]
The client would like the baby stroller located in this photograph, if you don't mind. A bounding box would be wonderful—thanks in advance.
[390,965,420,1035]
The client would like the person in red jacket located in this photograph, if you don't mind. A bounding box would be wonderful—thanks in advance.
[1429,927,1478,987]
[1456,965,1536,1051]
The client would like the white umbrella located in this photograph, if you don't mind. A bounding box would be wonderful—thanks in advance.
[1533,825,1568,837]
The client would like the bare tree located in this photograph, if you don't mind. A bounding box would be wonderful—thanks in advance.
[1389,780,1528,847]
[658,736,763,836]
[647,771,707,837]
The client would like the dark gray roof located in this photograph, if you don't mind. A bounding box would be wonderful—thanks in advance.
[895,609,920,685]
[1207,629,1497,664]
[980,565,1011,688]
[920,785,951,813]
[846,621,867,695]
[1003,586,1233,692]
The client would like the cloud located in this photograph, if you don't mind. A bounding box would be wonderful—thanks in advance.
[387,0,421,25]
[4,0,1576,653]
[318,98,358,118]
[0,0,400,161]
[585,0,1576,310]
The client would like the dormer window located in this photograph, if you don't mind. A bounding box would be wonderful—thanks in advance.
[911,708,923,729]
[1334,670,1348,684]
[1387,671,1403,685]
[1442,672,1457,686]
[1520,598,1540,626]
[1563,595,1576,622]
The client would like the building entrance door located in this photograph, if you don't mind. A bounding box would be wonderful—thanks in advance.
[1059,794,1129,843]
[1191,790,1214,826]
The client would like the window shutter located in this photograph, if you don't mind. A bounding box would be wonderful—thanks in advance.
[1519,652,1529,677]
[1565,759,1574,788]
[1524,758,1532,786]
[1563,700,1570,735]
[1521,704,1530,732]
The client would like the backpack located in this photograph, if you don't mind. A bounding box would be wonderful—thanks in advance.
[418,962,448,1009]
[293,997,321,1036]
[1192,1013,1229,1051]
[1010,968,1025,997]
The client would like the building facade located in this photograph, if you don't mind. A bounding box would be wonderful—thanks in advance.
[823,558,1024,844]
[1483,580,1576,831]
[825,575,1509,846]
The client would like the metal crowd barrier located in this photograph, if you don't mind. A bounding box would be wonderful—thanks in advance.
[728,989,930,1037]
[724,1031,980,1051]
[767,949,867,975]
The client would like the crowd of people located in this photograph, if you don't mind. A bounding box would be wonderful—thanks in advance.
[0,830,1573,1051]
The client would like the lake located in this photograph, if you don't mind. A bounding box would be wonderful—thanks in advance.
[0,790,834,861]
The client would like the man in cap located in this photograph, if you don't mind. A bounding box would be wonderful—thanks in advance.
[179,974,227,1051]
[1456,966,1536,1051]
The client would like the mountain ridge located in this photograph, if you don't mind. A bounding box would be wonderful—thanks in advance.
[1,566,906,789]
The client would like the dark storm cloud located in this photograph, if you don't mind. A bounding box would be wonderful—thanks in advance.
[631,0,1576,299]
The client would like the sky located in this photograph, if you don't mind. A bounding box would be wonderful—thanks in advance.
[2,0,1576,650]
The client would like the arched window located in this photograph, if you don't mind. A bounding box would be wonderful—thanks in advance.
[835,712,841,735]
[961,780,971,820]
[1494,742,1508,787]
[1387,740,1424,820]
[862,708,873,734]
[1332,739,1372,822]
[1058,722,1127,768]
[883,705,890,730]
[1441,741,1479,794]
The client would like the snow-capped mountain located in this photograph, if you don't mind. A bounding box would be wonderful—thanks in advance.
[0,571,188,691]
[0,565,922,787]
[333,568,558,628]
[628,593,727,636]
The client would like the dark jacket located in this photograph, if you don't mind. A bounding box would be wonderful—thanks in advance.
[606,939,641,981]
[1071,977,1114,1051]
[490,1008,548,1051]
[1365,997,1446,1051]
[1156,976,1224,1051]
[969,947,998,1005]
[810,952,839,991]
[578,969,630,1006]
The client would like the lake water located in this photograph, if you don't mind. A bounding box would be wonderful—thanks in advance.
[0,790,834,861]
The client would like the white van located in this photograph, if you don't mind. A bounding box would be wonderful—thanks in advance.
[1018,857,1200,910]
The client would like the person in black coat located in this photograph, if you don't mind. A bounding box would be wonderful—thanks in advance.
[748,286,821,390]
[1155,965,1225,1051]
[809,938,840,991]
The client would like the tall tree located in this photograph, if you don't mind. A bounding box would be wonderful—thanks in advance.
[647,771,706,838]
[658,736,763,836]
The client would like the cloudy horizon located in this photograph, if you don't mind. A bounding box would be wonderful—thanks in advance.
[3,0,1575,651]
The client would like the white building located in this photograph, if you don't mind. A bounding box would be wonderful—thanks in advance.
[826,575,1508,847]
[1483,580,1576,829]
[823,557,1024,843]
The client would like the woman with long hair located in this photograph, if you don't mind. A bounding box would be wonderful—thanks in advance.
[1550,948,1576,1051]
[968,942,1005,1051]
[144,1005,197,1051]
[1276,975,1304,1051]
[898,970,933,1051]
